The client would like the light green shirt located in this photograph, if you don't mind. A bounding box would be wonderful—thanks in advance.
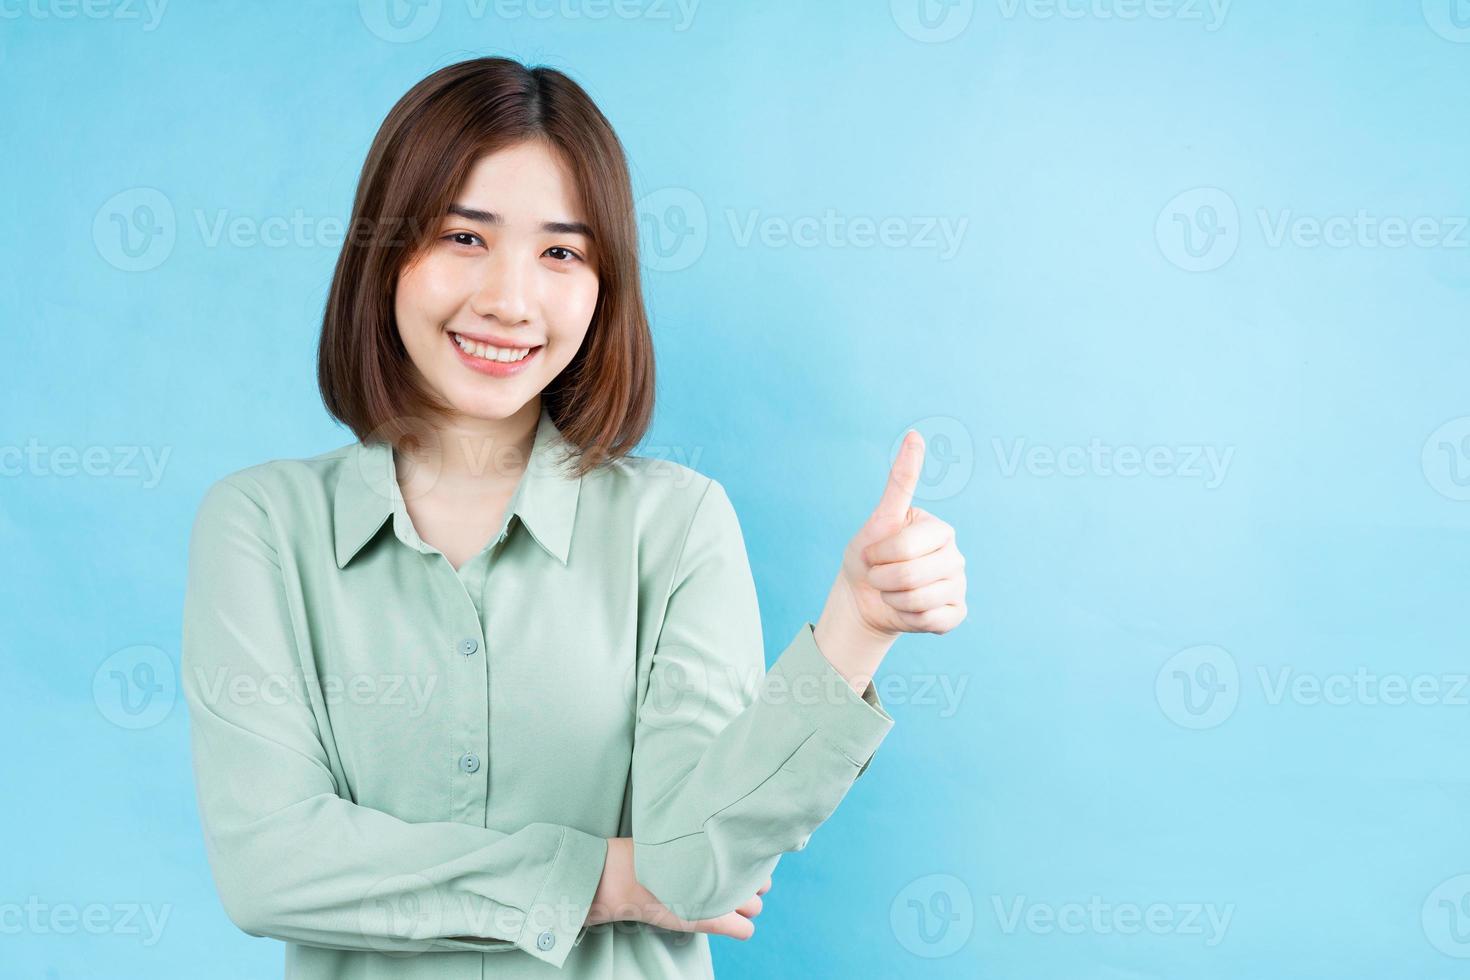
[181,404,894,978]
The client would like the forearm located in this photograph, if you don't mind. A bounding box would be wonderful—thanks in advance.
[588,837,634,925]
[813,575,897,696]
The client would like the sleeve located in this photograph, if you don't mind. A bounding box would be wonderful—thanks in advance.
[181,476,606,969]
[630,478,895,922]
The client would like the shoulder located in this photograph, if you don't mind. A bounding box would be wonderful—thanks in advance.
[582,451,743,548]
[191,440,357,525]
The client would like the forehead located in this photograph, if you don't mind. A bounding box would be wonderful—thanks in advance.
[454,141,584,221]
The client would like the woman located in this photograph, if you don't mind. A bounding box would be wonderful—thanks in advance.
[181,56,967,979]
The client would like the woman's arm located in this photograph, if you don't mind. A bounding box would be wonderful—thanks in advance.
[628,478,897,923]
[585,837,770,939]
[182,477,605,968]
[629,433,965,924]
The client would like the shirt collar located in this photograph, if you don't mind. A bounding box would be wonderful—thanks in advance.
[332,404,582,569]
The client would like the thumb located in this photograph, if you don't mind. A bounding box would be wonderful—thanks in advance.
[869,429,925,530]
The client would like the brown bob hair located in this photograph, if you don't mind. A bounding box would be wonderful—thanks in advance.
[317,56,653,478]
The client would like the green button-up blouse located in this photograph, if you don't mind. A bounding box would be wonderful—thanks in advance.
[181,404,895,978]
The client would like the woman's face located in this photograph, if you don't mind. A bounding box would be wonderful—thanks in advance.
[394,140,600,424]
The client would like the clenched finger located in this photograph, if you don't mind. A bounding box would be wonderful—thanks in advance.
[697,910,755,941]
[881,578,965,613]
[895,602,967,635]
[867,546,964,592]
[863,510,953,565]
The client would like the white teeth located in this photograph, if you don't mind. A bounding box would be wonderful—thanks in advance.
[453,333,533,363]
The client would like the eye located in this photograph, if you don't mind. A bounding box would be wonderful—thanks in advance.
[544,245,584,264]
[442,231,483,248]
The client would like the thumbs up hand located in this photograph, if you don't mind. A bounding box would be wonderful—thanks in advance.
[813,431,968,689]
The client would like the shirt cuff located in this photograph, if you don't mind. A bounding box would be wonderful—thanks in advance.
[765,622,895,778]
[513,828,607,968]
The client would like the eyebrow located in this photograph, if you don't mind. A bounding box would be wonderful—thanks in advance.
[446,204,594,240]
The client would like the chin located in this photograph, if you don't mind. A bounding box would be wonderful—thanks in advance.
[443,387,531,422]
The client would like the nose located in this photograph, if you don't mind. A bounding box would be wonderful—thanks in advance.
[468,244,532,326]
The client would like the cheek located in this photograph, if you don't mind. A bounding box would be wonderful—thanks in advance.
[547,273,600,331]
[396,257,462,324]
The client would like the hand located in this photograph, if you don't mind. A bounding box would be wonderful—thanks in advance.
[814,430,968,685]
[588,838,771,940]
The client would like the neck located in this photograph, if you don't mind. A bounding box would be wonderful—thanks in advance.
[395,397,541,499]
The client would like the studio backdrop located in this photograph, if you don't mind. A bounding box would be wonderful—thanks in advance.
[3,2,1469,978]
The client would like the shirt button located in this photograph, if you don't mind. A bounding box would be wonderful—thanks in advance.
[459,637,479,656]
[536,930,555,951]
[458,752,480,774]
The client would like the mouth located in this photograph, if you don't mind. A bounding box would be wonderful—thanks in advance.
[448,330,543,377]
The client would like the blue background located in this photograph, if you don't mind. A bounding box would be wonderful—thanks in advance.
[4,1,1470,976]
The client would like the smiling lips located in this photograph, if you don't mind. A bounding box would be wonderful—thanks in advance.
[448,330,542,376]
